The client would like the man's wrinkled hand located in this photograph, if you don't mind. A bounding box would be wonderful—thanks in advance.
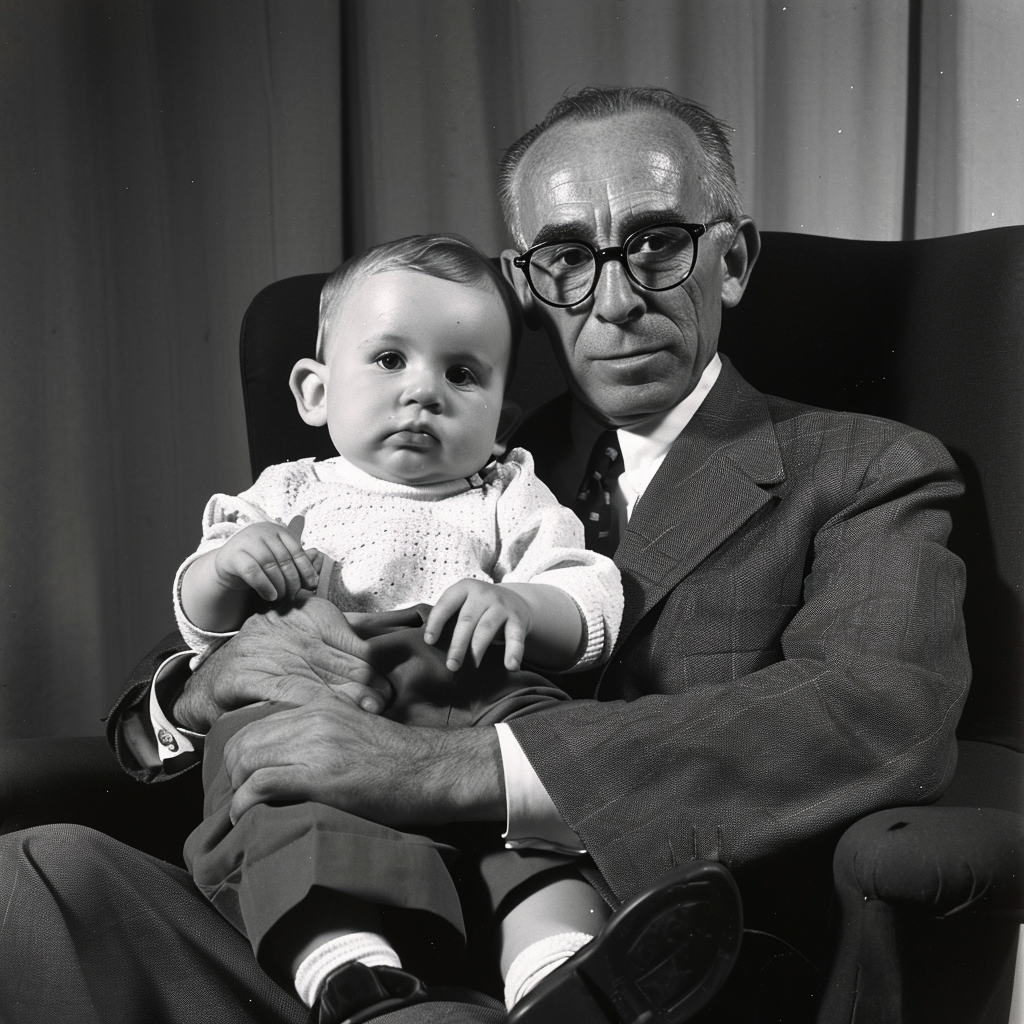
[222,693,505,828]
[173,596,393,732]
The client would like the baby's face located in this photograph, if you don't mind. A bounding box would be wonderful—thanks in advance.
[319,270,511,485]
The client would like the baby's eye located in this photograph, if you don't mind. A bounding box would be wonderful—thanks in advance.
[445,365,477,387]
[375,352,405,371]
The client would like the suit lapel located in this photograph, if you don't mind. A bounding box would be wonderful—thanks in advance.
[613,359,786,648]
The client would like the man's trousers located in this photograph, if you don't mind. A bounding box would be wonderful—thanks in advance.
[0,819,830,1023]
[0,823,506,1024]
[184,701,575,987]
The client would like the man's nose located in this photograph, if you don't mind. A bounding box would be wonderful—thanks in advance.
[592,259,645,324]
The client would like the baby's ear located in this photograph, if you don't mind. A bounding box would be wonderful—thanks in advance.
[289,358,329,427]
[492,399,523,457]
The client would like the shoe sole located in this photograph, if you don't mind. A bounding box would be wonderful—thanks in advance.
[507,861,742,1024]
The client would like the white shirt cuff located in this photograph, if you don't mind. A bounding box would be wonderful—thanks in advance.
[148,651,205,762]
[495,722,586,855]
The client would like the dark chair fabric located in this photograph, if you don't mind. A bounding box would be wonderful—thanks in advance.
[0,733,203,867]
[717,227,1024,754]
[820,740,1024,1024]
[2,227,1022,1022]
[239,271,334,479]
[715,227,1024,1022]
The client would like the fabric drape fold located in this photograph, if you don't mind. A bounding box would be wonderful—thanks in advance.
[2,0,1022,738]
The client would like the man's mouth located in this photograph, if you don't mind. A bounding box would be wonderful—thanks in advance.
[595,349,666,367]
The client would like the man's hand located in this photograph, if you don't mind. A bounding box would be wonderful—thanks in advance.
[423,579,533,672]
[173,596,392,732]
[222,694,506,828]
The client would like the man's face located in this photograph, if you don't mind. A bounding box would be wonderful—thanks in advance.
[314,270,510,485]
[505,111,745,427]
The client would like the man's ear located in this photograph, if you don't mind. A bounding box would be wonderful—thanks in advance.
[721,217,761,309]
[500,249,544,330]
[289,358,329,427]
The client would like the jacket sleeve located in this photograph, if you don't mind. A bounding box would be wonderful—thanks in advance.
[104,631,201,783]
[106,465,316,782]
[507,429,970,902]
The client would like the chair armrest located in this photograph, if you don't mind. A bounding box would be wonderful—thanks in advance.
[0,736,203,867]
[834,805,1024,919]
[819,803,1024,1023]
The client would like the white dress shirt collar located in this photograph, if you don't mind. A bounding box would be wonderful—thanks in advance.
[616,353,722,519]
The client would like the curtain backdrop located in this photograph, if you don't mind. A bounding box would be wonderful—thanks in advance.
[345,0,913,254]
[1,0,1022,739]
[344,0,1024,253]
[916,0,1024,237]
[0,0,342,737]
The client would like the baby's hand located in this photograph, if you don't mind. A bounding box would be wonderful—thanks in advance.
[213,518,320,603]
[423,579,531,672]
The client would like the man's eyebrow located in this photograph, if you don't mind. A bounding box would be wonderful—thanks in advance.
[530,220,594,247]
[529,208,693,248]
[617,208,692,236]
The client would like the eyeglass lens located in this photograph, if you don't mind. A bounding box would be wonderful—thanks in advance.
[527,225,697,305]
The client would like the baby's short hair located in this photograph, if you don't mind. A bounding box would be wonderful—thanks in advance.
[317,234,522,379]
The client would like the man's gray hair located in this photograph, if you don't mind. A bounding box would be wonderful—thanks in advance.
[499,86,742,246]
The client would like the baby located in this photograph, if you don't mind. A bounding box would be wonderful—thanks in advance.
[176,235,623,1024]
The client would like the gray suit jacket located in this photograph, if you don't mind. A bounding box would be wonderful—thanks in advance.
[508,357,970,904]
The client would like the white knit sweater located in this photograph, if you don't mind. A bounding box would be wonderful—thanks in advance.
[174,448,622,671]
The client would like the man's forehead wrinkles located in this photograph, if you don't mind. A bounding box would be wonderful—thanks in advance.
[543,168,575,198]
[519,116,706,244]
[544,171,622,206]
[545,170,680,206]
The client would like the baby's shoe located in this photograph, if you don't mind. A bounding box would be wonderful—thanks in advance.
[309,961,427,1024]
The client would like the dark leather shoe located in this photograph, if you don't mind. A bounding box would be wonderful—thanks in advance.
[308,962,428,1024]
[507,861,742,1024]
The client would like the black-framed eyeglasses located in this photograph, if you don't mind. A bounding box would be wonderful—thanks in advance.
[512,219,732,308]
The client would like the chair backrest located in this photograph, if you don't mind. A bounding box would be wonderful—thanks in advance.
[238,269,567,472]
[239,226,1024,751]
[239,271,334,473]
[717,227,1023,753]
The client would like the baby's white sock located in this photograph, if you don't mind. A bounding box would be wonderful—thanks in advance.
[293,932,402,1008]
[503,931,594,1010]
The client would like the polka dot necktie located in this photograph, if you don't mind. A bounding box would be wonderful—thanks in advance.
[573,429,624,556]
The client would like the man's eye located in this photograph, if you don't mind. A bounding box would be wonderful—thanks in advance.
[548,244,591,269]
[376,352,404,370]
[633,231,671,253]
[445,366,477,387]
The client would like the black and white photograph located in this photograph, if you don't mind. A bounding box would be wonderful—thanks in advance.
[1,3,1022,1022]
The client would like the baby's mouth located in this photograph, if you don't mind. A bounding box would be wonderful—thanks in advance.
[390,427,438,448]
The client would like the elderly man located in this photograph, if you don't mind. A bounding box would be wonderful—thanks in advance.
[0,88,968,1024]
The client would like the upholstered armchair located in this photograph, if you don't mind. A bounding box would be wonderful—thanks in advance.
[2,226,1021,1024]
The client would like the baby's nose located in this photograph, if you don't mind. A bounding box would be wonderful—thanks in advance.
[402,374,443,407]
